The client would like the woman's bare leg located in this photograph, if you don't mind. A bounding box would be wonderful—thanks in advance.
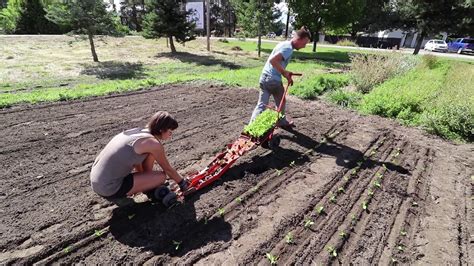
[142,153,155,172]
[126,171,166,196]
[133,154,155,173]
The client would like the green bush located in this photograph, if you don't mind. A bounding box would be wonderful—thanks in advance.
[290,73,349,100]
[423,105,473,141]
[350,53,419,93]
[336,39,358,47]
[358,60,473,141]
[326,89,362,108]
[0,1,21,33]
[421,54,439,69]
[420,62,473,141]
[113,15,130,36]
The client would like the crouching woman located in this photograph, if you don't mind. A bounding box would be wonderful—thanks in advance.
[90,111,188,206]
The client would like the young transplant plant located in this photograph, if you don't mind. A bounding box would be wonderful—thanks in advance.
[243,109,282,138]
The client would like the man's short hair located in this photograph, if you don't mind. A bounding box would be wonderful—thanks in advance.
[296,26,311,40]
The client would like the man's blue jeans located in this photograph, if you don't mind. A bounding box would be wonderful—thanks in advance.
[250,79,289,124]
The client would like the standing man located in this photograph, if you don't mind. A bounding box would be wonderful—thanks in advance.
[250,26,311,128]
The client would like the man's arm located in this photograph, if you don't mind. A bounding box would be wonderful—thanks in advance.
[269,53,293,85]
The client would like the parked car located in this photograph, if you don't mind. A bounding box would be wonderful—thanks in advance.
[424,39,448,52]
[448,38,474,54]
[266,32,276,38]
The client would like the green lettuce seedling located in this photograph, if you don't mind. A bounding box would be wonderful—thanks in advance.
[327,246,338,257]
[304,219,315,228]
[285,232,294,244]
[316,205,325,215]
[243,109,282,138]
[217,208,225,216]
[265,253,279,264]
[173,240,182,250]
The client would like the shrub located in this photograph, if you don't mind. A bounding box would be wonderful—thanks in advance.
[421,62,473,141]
[350,53,419,93]
[422,105,473,141]
[326,89,362,108]
[359,59,473,141]
[113,16,130,36]
[0,1,21,33]
[290,73,349,100]
[336,39,358,47]
[421,54,438,69]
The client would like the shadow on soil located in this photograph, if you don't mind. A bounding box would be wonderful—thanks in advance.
[80,61,146,80]
[109,197,231,258]
[108,129,407,258]
[282,128,409,174]
[156,52,242,70]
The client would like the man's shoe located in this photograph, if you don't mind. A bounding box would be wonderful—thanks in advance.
[277,120,295,129]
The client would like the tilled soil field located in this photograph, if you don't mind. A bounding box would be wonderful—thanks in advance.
[0,83,472,264]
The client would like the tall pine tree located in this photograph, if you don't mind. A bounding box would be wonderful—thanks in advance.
[16,0,60,34]
[142,0,196,53]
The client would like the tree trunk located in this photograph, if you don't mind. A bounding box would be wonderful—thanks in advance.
[257,14,262,57]
[312,31,318,52]
[228,7,232,37]
[312,18,323,52]
[284,9,290,39]
[350,29,357,40]
[413,31,425,55]
[88,32,99,62]
[169,35,176,53]
[132,4,142,31]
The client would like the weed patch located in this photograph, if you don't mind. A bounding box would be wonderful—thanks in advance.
[289,73,349,99]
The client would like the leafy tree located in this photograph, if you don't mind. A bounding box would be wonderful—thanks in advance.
[0,0,22,33]
[289,0,326,52]
[231,0,278,37]
[46,0,119,62]
[218,0,237,37]
[142,0,196,53]
[231,0,281,56]
[322,0,399,39]
[210,0,237,37]
[395,0,473,54]
[350,0,399,36]
[16,0,61,33]
[119,0,145,31]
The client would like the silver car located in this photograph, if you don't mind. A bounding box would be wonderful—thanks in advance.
[424,39,448,52]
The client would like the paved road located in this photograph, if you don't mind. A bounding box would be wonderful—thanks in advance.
[205,36,474,61]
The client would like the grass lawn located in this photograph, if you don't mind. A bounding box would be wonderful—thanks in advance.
[0,35,348,107]
[1,35,471,141]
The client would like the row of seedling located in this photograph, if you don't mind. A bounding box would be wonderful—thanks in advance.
[321,138,398,260]
[264,136,389,262]
[322,159,391,261]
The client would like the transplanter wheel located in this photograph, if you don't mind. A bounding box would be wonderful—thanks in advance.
[262,135,281,150]
[268,135,281,150]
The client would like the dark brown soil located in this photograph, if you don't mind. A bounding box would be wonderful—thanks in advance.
[0,83,472,264]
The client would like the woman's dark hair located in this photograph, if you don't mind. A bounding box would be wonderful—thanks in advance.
[296,26,311,40]
[147,111,178,136]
